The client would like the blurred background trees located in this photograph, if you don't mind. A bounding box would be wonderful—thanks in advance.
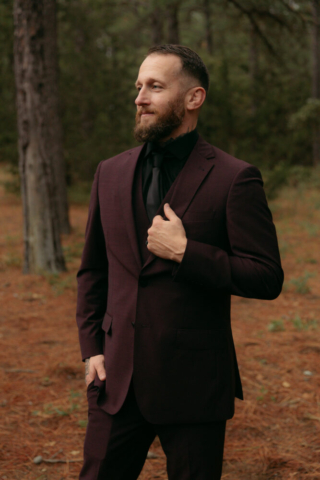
[1,0,320,184]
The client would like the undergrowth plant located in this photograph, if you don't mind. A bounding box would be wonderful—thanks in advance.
[291,314,318,331]
[287,272,315,294]
[44,272,76,295]
[268,320,285,332]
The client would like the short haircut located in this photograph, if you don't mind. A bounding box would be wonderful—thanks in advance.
[147,44,210,93]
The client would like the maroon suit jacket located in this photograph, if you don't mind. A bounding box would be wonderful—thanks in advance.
[76,136,283,424]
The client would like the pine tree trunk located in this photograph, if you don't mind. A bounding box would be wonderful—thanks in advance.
[13,0,66,273]
[249,23,259,117]
[151,6,164,45]
[203,0,213,55]
[311,0,320,165]
[43,0,71,234]
[167,3,180,44]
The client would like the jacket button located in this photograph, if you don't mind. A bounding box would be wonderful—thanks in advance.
[139,278,148,288]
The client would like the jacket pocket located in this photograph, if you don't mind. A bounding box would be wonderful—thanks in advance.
[176,328,228,350]
[101,312,112,335]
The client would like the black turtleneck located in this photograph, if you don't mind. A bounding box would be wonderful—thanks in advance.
[141,129,199,209]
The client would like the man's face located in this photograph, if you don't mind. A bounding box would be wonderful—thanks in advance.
[134,54,187,143]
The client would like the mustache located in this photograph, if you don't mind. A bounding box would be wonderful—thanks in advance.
[135,109,157,124]
[136,109,156,116]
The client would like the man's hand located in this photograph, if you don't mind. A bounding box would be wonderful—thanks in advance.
[147,203,187,263]
[85,354,106,387]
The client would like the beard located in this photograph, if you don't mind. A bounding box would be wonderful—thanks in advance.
[134,96,185,143]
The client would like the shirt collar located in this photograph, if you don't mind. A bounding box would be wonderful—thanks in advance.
[146,129,198,160]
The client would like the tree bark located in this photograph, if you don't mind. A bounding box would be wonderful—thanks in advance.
[43,0,71,234]
[203,0,213,55]
[13,0,66,273]
[311,0,320,165]
[151,6,164,45]
[249,23,259,117]
[167,3,180,44]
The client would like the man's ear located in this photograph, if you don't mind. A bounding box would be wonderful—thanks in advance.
[186,87,206,111]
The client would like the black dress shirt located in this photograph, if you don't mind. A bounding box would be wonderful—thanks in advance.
[142,129,199,210]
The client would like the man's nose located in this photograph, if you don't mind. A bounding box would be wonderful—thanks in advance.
[135,87,150,106]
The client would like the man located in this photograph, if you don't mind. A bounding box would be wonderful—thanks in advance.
[76,45,283,480]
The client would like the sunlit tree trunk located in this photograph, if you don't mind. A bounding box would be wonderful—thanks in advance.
[311,0,320,165]
[14,0,66,273]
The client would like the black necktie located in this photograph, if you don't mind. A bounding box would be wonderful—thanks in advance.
[146,151,164,222]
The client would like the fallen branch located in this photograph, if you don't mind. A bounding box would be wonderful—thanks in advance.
[147,451,158,459]
[33,456,82,464]
[304,413,320,422]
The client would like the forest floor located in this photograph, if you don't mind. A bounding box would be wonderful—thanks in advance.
[0,165,320,480]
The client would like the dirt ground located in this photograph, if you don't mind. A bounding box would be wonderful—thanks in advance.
[0,165,319,480]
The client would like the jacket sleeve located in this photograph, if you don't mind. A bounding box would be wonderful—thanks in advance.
[76,162,108,360]
[172,166,284,300]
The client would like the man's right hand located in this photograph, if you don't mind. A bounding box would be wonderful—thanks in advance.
[85,354,106,387]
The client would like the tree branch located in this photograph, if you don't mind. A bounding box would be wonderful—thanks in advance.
[278,0,309,26]
[227,0,278,58]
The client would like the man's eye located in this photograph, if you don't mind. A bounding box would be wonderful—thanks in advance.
[153,85,161,89]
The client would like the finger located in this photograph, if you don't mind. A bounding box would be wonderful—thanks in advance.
[164,203,179,222]
[85,375,94,387]
[146,234,153,249]
[152,215,164,226]
[96,362,106,381]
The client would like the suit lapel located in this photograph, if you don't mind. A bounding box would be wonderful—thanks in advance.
[118,145,144,274]
[167,136,215,219]
[142,136,216,271]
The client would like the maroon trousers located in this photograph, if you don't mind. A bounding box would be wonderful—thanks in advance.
[80,381,226,480]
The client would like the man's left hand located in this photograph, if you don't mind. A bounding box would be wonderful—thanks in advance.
[147,203,187,263]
